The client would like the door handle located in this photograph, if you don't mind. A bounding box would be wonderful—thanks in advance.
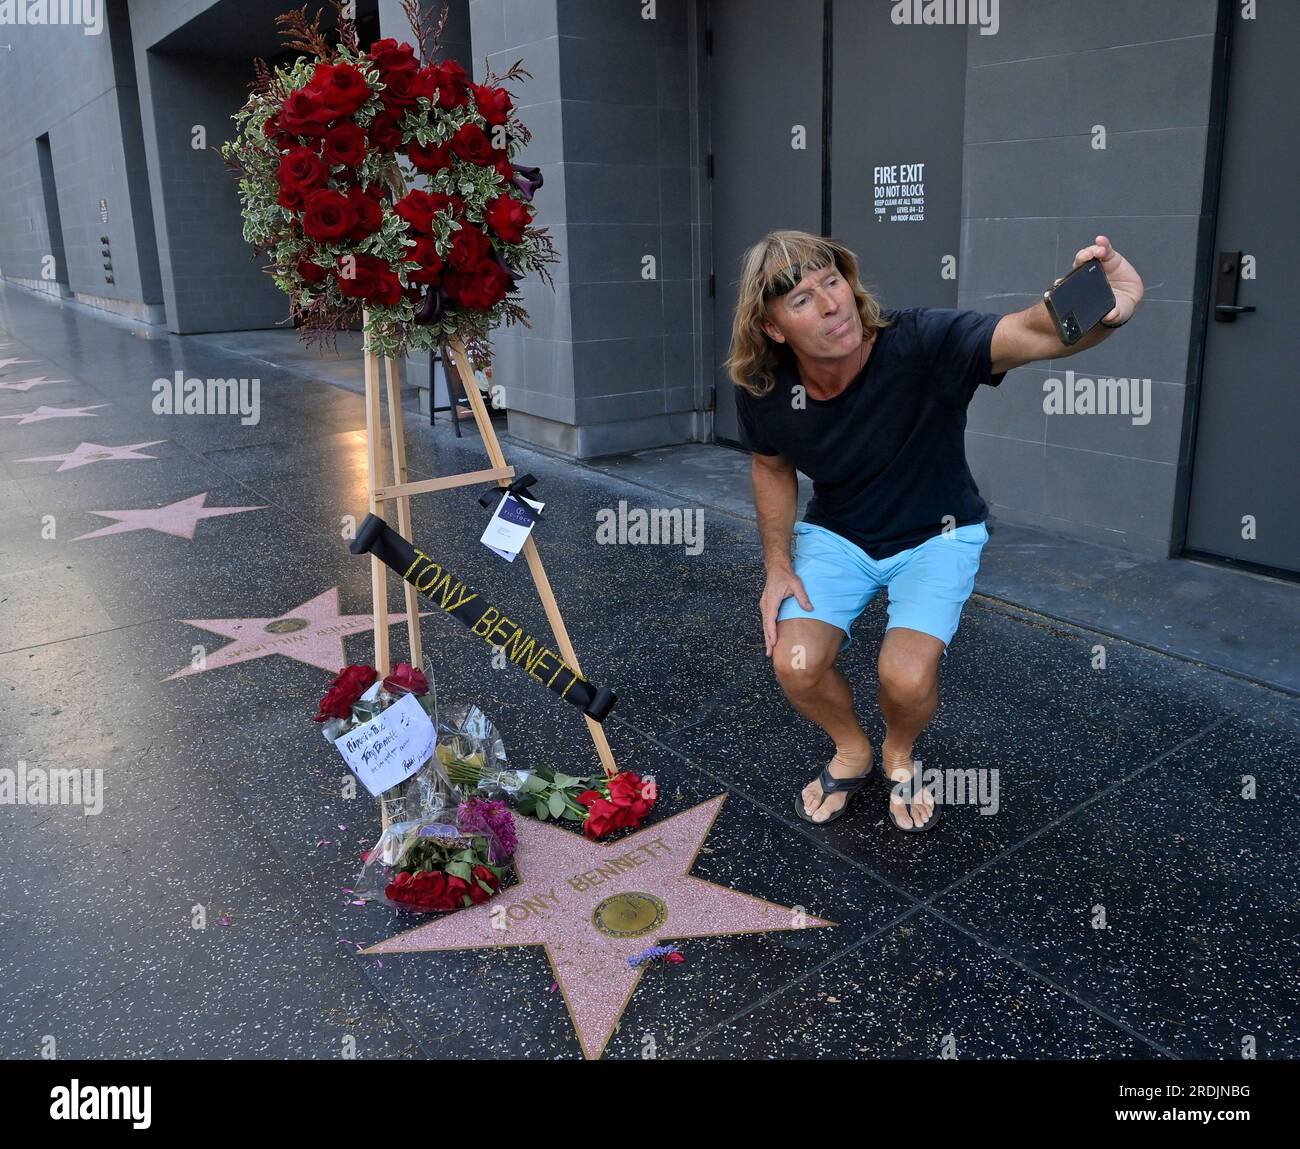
[1213,251,1256,322]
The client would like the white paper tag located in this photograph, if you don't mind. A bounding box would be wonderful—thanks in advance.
[480,493,544,562]
[335,692,435,797]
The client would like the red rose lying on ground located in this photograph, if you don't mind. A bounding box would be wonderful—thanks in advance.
[576,771,656,839]
[386,863,499,911]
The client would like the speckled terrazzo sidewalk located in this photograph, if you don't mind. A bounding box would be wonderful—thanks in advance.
[2,283,1298,1060]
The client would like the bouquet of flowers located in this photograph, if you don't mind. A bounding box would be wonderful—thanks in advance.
[512,767,657,841]
[218,0,559,364]
[312,661,437,739]
[313,661,455,820]
[358,795,517,913]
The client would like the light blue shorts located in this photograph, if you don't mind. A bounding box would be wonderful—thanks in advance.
[775,520,989,655]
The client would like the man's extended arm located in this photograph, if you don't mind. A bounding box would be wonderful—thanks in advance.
[990,235,1145,375]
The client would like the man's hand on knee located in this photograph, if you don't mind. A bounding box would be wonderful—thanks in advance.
[760,566,813,657]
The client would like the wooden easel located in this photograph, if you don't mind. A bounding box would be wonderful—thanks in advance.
[360,311,620,803]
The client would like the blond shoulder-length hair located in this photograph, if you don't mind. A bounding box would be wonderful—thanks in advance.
[725,230,891,398]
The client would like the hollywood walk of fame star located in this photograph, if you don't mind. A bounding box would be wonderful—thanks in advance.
[164,587,428,680]
[71,492,266,541]
[17,439,167,472]
[0,376,73,392]
[363,795,836,1059]
[0,357,38,371]
[0,404,107,425]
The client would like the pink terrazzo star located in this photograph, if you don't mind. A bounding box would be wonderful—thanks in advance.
[0,357,38,371]
[0,404,107,425]
[364,795,835,1059]
[71,492,266,541]
[165,587,427,680]
[0,376,72,392]
[17,439,166,472]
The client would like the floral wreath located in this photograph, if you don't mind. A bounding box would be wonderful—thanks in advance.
[218,1,558,367]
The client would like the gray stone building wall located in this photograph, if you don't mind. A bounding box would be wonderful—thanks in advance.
[0,0,164,321]
[959,0,1224,557]
[468,0,708,457]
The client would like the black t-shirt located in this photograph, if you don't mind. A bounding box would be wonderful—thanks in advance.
[735,306,1007,560]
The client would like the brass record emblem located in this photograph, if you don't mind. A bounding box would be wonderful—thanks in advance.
[591,892,667,938]
[264,618,310,634]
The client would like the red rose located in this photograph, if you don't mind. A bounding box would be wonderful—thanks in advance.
[576,789,602,807]
[583,797,621,840]
[402,236,444,284]
[450,122,494,165]
[279,89,335,138]
[368,112,404,153]
[380,67,436,117]
[608,772,639,807]
[296,253,330,285]
[276,146,329,210]
[471,82,513,126]
[302,188,358,241]
[432,59,469,109]
[443,260,510,311]
[407,138,453,174]
[398,190,462,221]
[343,185,383,241]
[665,952,685,964]
[483,194,532,244]
[447,225,491,273]
[368,38,419,76]
[306,61,371,117]
[492,152,515,183]
[335,253,402,305]
[382,662,429,695]
[262,113,296,150]
[468,865,498,904]
[323,122,368,167]
[313,664,376,722]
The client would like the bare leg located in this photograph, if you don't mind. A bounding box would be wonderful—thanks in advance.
[877,626,944,828]
[772,618,874,822]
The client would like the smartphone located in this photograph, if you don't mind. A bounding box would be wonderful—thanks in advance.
[1043,257,1116,346]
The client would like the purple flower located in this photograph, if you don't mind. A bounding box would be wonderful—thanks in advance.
[511,164,543,202]
[458,796,518,862]
[627,943,680,968]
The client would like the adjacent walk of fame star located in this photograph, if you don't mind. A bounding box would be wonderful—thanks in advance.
[165,587,428,680]
[0,376,72,392]
[72,492,266,541]
[0,403,107,425]
[364,795,836,1059]
[17,439,166,472]
[0,357,38,371]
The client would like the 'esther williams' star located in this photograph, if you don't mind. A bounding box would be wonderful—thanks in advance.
[0,404,108,425]
[17,440,166,472]
[164,588,426,679]
[72,492,266,541]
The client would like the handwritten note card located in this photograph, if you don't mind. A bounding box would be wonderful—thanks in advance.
[336,692,435,797]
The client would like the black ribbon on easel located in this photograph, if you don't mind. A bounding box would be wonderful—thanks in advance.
[478,473,543,525]
[349,513,617,722]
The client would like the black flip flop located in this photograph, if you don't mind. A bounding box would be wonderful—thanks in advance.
[885,772,944,833]
[795,761,877,825]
